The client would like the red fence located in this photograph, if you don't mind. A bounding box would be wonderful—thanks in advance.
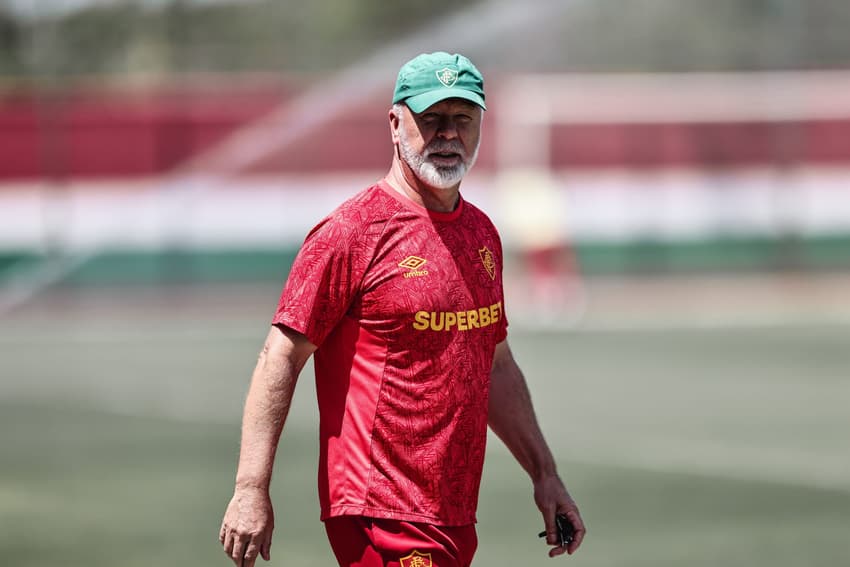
[3,75,850,180]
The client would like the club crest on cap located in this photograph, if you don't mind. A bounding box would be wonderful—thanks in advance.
[436,67,459,88]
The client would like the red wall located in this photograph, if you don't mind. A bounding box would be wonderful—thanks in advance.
[0,84,286,179]
[2,81,850,181]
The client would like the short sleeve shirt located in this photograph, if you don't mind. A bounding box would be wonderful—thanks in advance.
[273,181,507,526]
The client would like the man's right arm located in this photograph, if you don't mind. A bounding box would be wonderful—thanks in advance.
[219,324,316,567]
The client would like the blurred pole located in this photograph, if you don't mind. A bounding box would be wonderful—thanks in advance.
[771,0,807,271]
[496,77,586,324]
[159,0,195,285]
[771,127,805,272]
[29,5,71,264]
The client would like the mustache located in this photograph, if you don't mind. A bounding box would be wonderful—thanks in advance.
[425,141,465,158]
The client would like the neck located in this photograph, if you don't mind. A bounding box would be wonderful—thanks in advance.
[385,153,460,213]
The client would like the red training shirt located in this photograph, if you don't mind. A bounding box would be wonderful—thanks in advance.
[273,181,508,526]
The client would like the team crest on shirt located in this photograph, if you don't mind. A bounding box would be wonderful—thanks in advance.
[479,246,496,280]
[400,550,432,567]
[399,255,429,278]
[436,67,459,88]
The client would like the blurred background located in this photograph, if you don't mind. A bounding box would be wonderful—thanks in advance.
[1,1,849,566]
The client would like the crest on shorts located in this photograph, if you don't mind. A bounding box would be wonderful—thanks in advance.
[400,550,432,567]
[479,246,496,280]
[436,67,459,88]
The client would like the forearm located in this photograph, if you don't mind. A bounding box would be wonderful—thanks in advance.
[488,342,587,556]
[488,342,557,481]
[234,326,313,491]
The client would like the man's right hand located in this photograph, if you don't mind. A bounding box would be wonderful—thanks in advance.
[219,487,275,566]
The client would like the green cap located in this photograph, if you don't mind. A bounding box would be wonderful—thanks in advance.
[392,52,486,113]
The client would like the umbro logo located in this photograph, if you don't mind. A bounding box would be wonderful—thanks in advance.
[399,256,429,279]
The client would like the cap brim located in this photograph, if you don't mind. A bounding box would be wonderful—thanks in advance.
[404,88,486,113]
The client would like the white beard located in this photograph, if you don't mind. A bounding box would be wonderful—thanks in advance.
[399,134,479,190]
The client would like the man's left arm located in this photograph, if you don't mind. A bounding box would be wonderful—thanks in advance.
[487,340,586,557]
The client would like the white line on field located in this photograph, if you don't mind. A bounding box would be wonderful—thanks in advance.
[512,311,850,332]
[550,447,850,496]
[12,394,847,497]
[0,326,264,344]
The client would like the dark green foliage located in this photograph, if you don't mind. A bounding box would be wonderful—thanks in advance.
[2,0,850,79]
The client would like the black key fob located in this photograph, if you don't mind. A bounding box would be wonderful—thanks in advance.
[555,514,575,546]
[537,514,575,546]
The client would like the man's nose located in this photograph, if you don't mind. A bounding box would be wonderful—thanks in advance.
[436,118,459,140]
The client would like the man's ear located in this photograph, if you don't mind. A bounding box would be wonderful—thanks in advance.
[389,107,401,145]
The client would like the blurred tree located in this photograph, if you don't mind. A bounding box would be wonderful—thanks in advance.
[546,0,850,71]
[44,3,147,76]
[1,0,849,82]
[0,6,23,76]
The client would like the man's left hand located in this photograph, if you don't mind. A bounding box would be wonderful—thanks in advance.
[534,474,586,557]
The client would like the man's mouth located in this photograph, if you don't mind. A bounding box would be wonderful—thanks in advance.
[428,151,462,165]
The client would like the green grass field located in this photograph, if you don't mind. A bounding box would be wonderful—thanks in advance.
[1,283,848,566]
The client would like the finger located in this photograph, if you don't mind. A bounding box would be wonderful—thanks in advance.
[549,544,568,558]
[242,540,261,567]
[567,522,586,555]
[562,509,586,554]
[261,530,273,561]
[219,522,226,544]
[230,534,247,564]
[223,528,235,557]
[540,506,558,546]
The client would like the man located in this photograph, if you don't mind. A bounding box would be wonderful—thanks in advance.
[219,51,586,567]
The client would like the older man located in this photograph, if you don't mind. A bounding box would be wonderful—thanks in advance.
[219,51,585,567]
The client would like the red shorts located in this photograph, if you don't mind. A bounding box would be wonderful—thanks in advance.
[324,516,478,567]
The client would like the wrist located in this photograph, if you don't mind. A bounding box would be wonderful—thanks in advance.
[531,462,558,484]
[235,477,271,492]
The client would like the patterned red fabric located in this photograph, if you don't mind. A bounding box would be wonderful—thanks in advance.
[273,181,507,525]
[324,515,478,567]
